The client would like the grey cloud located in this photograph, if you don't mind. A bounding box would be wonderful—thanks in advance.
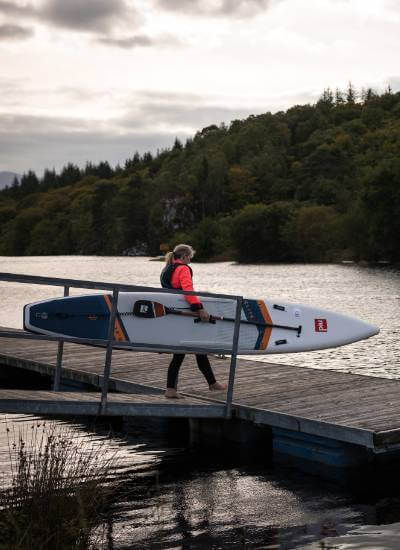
[156,0,271,18]
[119,91,266,129]
[0,77,29,96]
[124,103,258,129]
[97,32,182,49]
[0,23,34,40]
[0,0,139,35]
[97,34,154,49]
[41,0,132,33]
[0,1,36,17]
[0,112,190,175]
[1,100,257,137]
[0,82,91,109]
[0,113,95,134]
[0,1,176,48]
[136,90,206,103]
[55,87,106,102]
[0,128,184,175]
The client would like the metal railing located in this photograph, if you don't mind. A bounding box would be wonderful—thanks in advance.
[0,272,243,417]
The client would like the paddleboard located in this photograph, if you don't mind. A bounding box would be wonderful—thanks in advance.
[23,292,379,354]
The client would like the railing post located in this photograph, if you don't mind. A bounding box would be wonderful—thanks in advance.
[53,285,69,391]
[225,295,243,419]
[100,287,119,414]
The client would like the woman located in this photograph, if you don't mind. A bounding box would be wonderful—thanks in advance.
[161,243,226,399]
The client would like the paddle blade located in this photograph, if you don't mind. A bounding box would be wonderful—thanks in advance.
[133,300,166,318]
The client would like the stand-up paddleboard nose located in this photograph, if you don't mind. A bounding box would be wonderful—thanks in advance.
[366,323,380,338]
[340,316,380,344]
[342,318,380,346]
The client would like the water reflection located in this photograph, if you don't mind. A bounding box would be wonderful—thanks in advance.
[107,440,374,549]
[0,413,378,549]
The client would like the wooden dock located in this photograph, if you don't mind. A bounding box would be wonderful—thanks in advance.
[1,326,400,454]
[0,389,225,418]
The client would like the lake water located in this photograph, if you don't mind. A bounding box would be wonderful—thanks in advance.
[1,257,400,549]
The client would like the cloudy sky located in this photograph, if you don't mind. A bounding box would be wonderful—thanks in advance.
[1,0,399,175]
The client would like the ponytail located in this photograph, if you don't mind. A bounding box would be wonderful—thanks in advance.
[165,251,174,265]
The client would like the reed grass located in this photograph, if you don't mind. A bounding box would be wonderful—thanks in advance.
[0,420,116,550]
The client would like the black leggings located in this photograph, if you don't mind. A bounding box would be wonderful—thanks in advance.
[167,354,216,389]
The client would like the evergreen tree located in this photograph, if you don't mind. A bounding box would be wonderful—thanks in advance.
[346,81,357,104]
[317,88,334,113]
[41,169,57,190]
[59,163,81,186]
[20,171,39,194]
[335,88,345,105]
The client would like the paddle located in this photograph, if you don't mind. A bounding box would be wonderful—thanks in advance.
[133,300,302,336]
[35,299,302,337]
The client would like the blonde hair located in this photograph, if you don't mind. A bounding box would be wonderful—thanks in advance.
[165,244,195,265]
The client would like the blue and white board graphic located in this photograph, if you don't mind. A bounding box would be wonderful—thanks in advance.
[24,292,379,354]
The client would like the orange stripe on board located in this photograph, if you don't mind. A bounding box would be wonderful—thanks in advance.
[104,295,126,342]
[257,300,273,350]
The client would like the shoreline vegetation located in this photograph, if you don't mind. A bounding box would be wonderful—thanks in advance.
[1,85,399,265]
[1,253,394,267]
[0,421,116,549]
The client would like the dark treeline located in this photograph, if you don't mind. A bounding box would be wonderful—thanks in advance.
[1,84,400,263]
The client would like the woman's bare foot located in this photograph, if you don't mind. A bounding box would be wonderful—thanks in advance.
[165,389,184,399]
[209,382,227,391]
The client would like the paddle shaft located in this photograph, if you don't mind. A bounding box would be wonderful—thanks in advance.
[165,307,302,334]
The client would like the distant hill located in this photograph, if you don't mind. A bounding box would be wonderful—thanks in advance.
[0,171,20,190]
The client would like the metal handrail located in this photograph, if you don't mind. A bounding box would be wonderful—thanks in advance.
[0,271,243,417]
[0,330,240,354]
[0,272,239,300]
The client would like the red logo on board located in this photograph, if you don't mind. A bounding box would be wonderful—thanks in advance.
[315,319,328,332]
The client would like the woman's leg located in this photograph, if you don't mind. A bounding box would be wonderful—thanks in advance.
[195,354,217,385]
[196,355,227,390]
[166,354,185,397]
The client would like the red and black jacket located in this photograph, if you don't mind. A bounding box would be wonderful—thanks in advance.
[160,260,203,311]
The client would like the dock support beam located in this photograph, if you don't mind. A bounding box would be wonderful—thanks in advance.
[100,288,119,414]
[53,285,69,391]
[225,296,243,419]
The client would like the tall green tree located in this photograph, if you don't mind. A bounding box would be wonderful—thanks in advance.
[231,202,296,263]
[361,158,400,262]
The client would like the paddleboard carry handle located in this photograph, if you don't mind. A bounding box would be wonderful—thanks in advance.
[194,317,217,325]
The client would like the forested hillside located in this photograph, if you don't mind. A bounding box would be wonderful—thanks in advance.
[1,86,399,263]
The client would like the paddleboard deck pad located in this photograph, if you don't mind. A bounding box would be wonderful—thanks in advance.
[23,292,379,354]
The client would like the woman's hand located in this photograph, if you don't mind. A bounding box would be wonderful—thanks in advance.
[198,309,210,322]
